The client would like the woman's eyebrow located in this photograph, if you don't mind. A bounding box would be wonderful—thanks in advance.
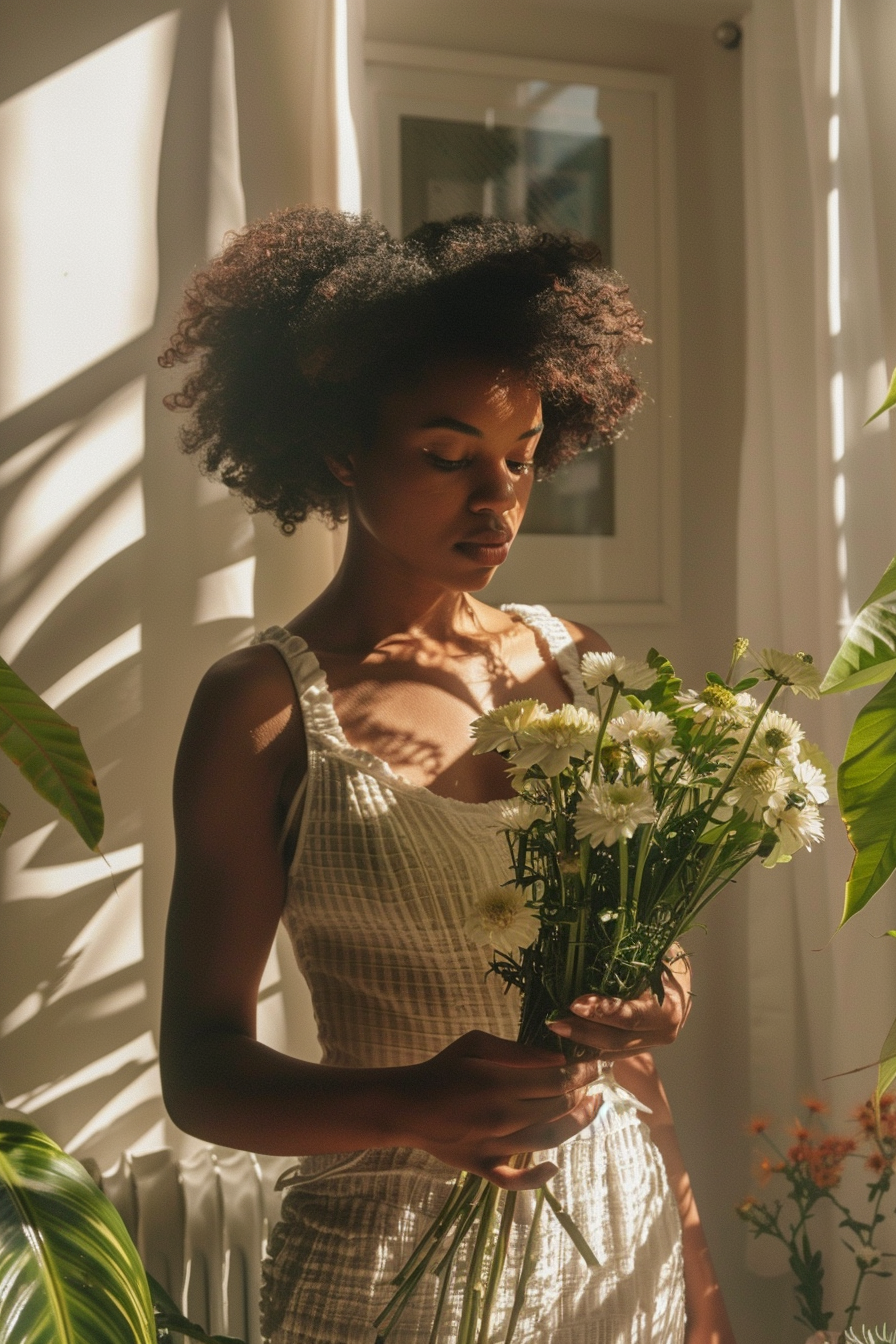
[421,416,483,437]
[420,417,545,439]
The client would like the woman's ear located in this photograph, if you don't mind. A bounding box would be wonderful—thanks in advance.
[324,454,356,488]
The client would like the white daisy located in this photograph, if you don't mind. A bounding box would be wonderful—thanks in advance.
[511,705,601,775]
[464,886,540,954]
[750,710,804,765]
[471,699,547,755]
[606,708,676,769]
[798,739,836,794]
[790,759,829,806]
[725,758,789,821]
[580,651,655,693]
[575,780,658,848]
[755,649,823,699]
[495,798,549,831]
[678,685,757,726]
[761,800,825,866]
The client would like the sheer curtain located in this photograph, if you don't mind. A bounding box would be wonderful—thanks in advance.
[230,0,364,633]
[739,0,896,1326]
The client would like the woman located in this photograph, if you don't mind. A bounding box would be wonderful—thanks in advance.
[159,210,735,1343]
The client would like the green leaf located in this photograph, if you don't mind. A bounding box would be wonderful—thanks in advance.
[147,1274,246,1344]
[865,364,896,426]
[0,1120,155,1344]
[837,671,896,923]
[876,1013,896,1102]
[0,657,104,849]
[822,555,896,695]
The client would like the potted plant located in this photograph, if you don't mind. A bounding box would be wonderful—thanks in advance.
[0,655,243,1343]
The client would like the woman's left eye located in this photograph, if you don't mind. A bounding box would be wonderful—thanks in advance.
[507,460,534,475]
[428,456,471,472]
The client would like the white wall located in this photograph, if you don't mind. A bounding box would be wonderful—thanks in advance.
[0,3,795,1341]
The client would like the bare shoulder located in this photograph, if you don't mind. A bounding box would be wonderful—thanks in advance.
[177,642,305,794]
[558,619,612,657]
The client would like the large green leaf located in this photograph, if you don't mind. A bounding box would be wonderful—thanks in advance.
[822,555,896,695]
[876,1012,896,1102]
[837,671,896,924]
[865,364,896,426]
[0,1120,155,1344]
[0,657,103,849]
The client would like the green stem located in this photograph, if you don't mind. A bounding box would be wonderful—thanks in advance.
[504,1187,545,1344]
[476,1190,517,1344]
[458,1184,499,1344]
[588,685,621,787]
[543,1187,598,1266]
[630,823,654,924]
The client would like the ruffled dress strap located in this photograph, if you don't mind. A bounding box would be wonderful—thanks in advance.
[501,603,592,709]
[253,625,346,751]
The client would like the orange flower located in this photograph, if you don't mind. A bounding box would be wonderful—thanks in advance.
[807,1134,855,1190]
[789,1121,811,1141]
[879,1092,896,1115]
[787,1141,809,1166]
[865,1151,889,1174]
[802,1096,828,1114]
[748,1116,771,1135]
[853,1101,877,1134]
[758,1156,785,1186]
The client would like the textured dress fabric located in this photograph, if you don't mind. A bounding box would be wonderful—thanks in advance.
[255,605,686,1344]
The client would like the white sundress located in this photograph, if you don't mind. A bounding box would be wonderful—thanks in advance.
[255,604,686,1344]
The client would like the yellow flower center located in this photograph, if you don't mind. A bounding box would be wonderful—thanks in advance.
[701,684,737,710]
[479,894,518,929]
[737,759,779,797]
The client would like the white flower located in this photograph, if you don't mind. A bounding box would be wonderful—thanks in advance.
[755,648,823,699]
[511,705,601,775]
[471,699,547,755]
[575,780,658,848]
[495,798,549,831]
[790,758,829,806]
[725,758,789,821]
[761,800,825,866]
[798,739,836,794]
[678,685,757,726]
[464,886,540,954]
[580,651,655,692]
[606,708,676,769]
[750,710,804,765]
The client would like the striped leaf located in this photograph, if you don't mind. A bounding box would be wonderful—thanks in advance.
[0,1120,155,1344]
[0,657,103,850]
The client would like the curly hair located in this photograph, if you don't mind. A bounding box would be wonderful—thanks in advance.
[159,208,646,531]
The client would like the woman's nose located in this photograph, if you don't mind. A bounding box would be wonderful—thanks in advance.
[469,463,517,512]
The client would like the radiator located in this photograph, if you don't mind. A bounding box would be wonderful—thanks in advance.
[96,1146,289,1344]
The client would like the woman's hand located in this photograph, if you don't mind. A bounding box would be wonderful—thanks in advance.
[547,946,692,1060]
[395,1030,602,1190]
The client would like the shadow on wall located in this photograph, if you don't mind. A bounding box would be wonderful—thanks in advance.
[0,2,320,1171]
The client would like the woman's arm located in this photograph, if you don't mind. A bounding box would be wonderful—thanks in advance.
[160,646,603,1188]
[614,1053,737,1344]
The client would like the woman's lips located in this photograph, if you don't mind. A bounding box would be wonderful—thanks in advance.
[454,537,512,565]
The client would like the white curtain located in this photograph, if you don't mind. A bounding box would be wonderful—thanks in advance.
[739,0,896,1327]
[233,0,364,632]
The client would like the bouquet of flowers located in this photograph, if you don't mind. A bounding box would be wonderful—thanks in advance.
[738,1093,896,1338]
[375,639,830,1344]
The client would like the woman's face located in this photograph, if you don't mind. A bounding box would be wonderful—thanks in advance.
[337,357,543,592]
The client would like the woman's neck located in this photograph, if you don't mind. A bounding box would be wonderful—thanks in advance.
[291,526,499,655]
